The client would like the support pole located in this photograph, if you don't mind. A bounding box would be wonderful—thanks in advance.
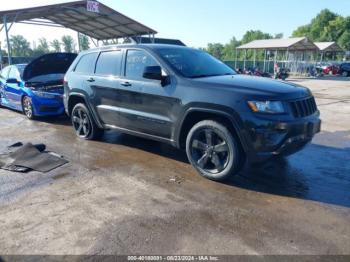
[3,16,12,65]
[77,32,81,52]
[243,49,247,70]
[263,49,267,72]
[234,49,238,69]
[253,49,256,67]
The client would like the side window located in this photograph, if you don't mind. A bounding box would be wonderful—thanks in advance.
[8,67,20,80]
[0,66,11,79]
[74,53,98,74]
[125,50,159,80]
[95,50,122,76]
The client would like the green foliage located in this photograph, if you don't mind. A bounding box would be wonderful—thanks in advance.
[8,35,32,57]
[50,39,61,52]
[61,35,76,53]
[293,9,350,50]
[206,43,225,59]
[32,38,50,57]
[338,31,350,50]
[79,34,90,51]
[241,30,273,44]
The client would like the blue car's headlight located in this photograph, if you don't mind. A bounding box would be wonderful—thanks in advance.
[248,101,285,114]
[32,91,56,99]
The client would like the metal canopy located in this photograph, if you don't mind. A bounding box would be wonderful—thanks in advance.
[314,42,343,52]
[237,37,318,51]
[0,0,157,41]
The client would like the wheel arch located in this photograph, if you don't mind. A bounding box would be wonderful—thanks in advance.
[67,93,104,128]
[176,106,249,154]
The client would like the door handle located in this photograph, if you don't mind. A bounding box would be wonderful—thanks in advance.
[121,82,132,87]
[87,77,95,83]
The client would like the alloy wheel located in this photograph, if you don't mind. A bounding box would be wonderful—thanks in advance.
[72,108,92,138]
[23,97,33,119]
[190,128,230,174]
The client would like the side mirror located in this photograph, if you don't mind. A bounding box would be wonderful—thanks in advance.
[6,78,19,84]
[143,66,163,81]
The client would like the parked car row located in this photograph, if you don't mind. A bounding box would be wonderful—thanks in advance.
[0,45,322,181]
[316,62,350,76]
[0,53,77,119]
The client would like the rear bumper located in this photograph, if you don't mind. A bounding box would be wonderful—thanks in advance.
[243,113,321,163]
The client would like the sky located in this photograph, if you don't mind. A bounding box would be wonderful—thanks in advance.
[0,0,350,48]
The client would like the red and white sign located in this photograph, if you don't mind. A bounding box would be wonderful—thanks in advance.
[87,1,99,13]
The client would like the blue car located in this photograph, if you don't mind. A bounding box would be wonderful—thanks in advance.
[0,53,77,119]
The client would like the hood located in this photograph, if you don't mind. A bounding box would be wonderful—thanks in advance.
[191,75,311,99]
[23,53,77,82]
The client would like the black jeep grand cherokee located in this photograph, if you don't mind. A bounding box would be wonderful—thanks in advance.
[64,44,321,181]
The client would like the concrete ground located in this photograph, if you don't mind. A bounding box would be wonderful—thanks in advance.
[0,76,349,255]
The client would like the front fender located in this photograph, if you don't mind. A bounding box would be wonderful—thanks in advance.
[175,103,250,152]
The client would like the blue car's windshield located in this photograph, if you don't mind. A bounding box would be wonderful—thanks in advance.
[16,65,26,78]
[157,48,236,78]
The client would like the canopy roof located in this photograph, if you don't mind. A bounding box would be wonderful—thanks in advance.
[314,42,343,52]
[237,37,318,51]
[0,0,157,40]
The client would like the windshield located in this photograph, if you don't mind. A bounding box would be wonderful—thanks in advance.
[17,65,26,78]
[157,48,236,78]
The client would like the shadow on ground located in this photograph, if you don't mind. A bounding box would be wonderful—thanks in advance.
[102,130,350,208]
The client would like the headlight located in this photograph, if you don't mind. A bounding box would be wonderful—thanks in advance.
[32,91,56,99]
[247,101,285,114]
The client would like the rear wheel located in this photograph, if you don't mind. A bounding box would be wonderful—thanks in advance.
[186,120,244,181]
[71,103,104,140]
[22,96,35,120]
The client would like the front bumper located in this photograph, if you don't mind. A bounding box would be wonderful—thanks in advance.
[31,95,65,117]
[242,113,321,163]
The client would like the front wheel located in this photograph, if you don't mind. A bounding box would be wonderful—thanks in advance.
[342,71,349,77]
[71,103,104,140]
[22,96,35,120]
[186,120,244,181]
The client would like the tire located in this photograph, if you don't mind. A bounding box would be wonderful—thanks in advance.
[22,96,35,120]
[342,71,349,77]
[71,103,104,140]
[186,120,244,181]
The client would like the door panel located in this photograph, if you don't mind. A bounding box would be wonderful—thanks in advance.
[92,76,123,126]
[5,67,23,110]
[116,79,180,139]
[89,50,124,126]
[116,49,180,139]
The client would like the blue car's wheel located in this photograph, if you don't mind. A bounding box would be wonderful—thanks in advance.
[22,96,35,120]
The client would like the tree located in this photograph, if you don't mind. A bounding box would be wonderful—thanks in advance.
[241,30,273,44]
[50,39,61,52]
[292,9,350,50]
[338,31,350,51]
[206,43,224,59]
[79,34,90,51]
[9,35,32,57]
[32,38,50,56]
[274,33,284,39]
[222,37,240,60]
[61,35,76,53]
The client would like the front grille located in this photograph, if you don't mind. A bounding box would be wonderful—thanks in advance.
[289,97,318,118]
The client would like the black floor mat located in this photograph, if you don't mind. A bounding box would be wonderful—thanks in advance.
[0,143,68,173]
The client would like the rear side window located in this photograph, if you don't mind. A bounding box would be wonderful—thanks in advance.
[0,66,11,79]
[95,50,122,76]
[8,67,20,80]
[125,50,159,80]
[74,53,98,74]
